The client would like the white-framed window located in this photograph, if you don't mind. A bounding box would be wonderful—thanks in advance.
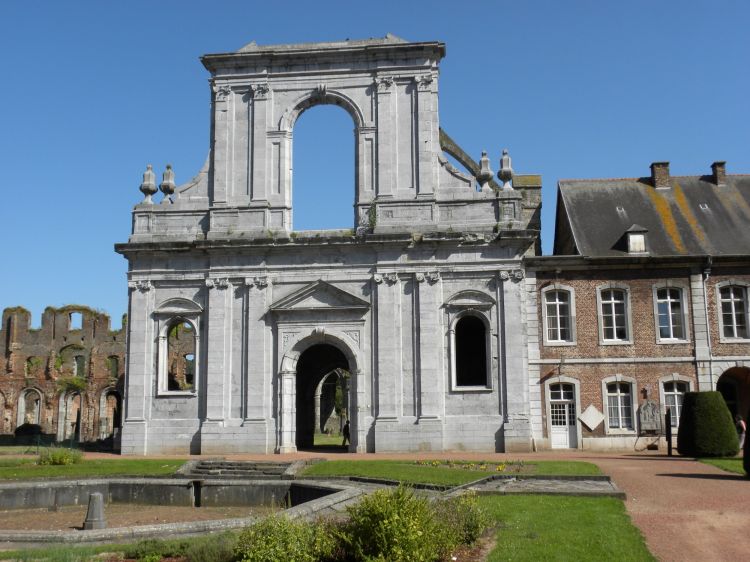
[719,284,749,340]
[654,286,687,342]
[597,285,632,344]
[663,381,688,427]
[541,285,576,345]
[601,375,636,433]
[154,298,203,396]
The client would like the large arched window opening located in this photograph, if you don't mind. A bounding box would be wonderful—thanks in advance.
[454,315,489,388]
[292,105,355,231]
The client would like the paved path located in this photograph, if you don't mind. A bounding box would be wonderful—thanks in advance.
[83,449,749,561]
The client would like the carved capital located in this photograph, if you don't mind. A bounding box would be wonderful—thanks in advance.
[373,274,383,284]
[205,278,230,290]
[426,271,441,284]
[128,280,152,292]
[415,273,425,283]
[252,82,270,99]
[246,276,269,289]
[213,84,232,101]
[376,76,394,91]
[416,74,434,91]
[499,270,510,281]
[513,269,525,281]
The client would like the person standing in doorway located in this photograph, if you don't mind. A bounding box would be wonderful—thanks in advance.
[735,414,746,451]
[342,420,350,447]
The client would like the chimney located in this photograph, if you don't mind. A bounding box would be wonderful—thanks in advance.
[711,161,726,186]
[650,162,670,189]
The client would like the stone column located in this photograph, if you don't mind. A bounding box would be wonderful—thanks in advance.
[203,278,231,424]
[278,369,297,453]
[414,74,437,196]
[353,368,367,453]
[244,277,269,421]
[375,76,395,198]
[499,269,533,452]
[375,274,401,420]
[121,280,153,455]
[416,272,443,420]
[250,83,271,202]
[211,84,232,205]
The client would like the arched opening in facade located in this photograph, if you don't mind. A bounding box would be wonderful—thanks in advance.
[166,320,196,392]
[454,315,489,387]
[295,344,350,450]
[717,367,750,421]
[59,392,82,442]
[99,389,122,441]
[17,388,42,427]
[291,104,355,231]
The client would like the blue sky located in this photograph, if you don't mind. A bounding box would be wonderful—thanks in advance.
[1,1,748,328]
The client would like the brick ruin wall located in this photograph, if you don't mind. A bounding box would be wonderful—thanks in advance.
[0,306,126,444]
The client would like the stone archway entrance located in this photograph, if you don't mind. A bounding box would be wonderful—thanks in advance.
[717,367,750,420]
[295,344,350,450]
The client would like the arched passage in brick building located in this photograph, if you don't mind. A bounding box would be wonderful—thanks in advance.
[717,367,750,421]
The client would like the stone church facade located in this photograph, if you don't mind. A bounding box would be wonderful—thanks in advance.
[115,37,543,455]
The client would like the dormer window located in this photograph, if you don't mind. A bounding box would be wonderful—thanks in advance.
[625,225,648,254]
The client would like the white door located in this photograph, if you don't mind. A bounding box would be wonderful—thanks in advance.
[550,383,577,449]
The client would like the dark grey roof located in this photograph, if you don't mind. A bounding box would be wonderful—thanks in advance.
[554,174,750,257]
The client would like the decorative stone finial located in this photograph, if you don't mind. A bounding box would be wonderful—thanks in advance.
[477,150,494,191]
[159,164,176,203]
[139,164,157,204]
[498,149,514,191]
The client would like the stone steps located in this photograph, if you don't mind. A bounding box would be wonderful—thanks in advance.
[184,460,294,480]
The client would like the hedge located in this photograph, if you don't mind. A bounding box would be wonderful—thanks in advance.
[677,391,739,457]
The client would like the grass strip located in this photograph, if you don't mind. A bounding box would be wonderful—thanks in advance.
[699,457,746,475]
[480,495,654,561]
[0,458,185,480]
[300,459,600,485]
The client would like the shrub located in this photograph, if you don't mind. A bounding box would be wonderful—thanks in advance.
[342,485,443,562]
[37,446,83,466]
[677,391,739,457]
[234,515,336,562]
[432,492,490,546]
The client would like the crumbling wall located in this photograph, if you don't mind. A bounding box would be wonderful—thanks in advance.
[0,305,126,445]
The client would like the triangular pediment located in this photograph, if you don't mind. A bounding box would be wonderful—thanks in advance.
[270,281,370,313]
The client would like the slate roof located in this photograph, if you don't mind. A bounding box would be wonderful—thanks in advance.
[554,173,750,257]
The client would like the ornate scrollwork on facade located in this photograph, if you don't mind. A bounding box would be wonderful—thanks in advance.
[313,83,327,98]
[373,272,399,285]
[281,332,298,349]
[344,330,361,349]
[376,76,394,91]
[416,74,434,91]
[245,276,269,289]
[205,278,230,290]
[498,269,525,283]
[251,82,270,99]
[416,272,440,284]
[213,84,232,101]
[128,280,152,292]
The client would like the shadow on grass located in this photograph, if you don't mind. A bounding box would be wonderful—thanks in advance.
[656,472,749,481]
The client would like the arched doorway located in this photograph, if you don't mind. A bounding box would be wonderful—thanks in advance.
[295,344,350,450]
[717,367,750,420]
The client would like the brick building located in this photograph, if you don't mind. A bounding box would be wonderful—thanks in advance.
[526,162,750,449]
[0,306,126,445]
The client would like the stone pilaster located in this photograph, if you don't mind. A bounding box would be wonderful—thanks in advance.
[416,272,443,420]
[375,76,395,198]
[278,370,296,453]
[375,273,401,420]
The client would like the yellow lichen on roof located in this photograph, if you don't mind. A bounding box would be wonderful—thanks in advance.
[672,182,706,243]
[645,186,686,254]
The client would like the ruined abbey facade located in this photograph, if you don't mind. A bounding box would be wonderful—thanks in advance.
[5,37,745,455]
[115,36,542,455]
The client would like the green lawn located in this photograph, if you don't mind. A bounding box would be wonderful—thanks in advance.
[699,457,746,475]
[300,459,600,485]
[313,433,346,446]
[480,495,654,561]
[0,458,185,480]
